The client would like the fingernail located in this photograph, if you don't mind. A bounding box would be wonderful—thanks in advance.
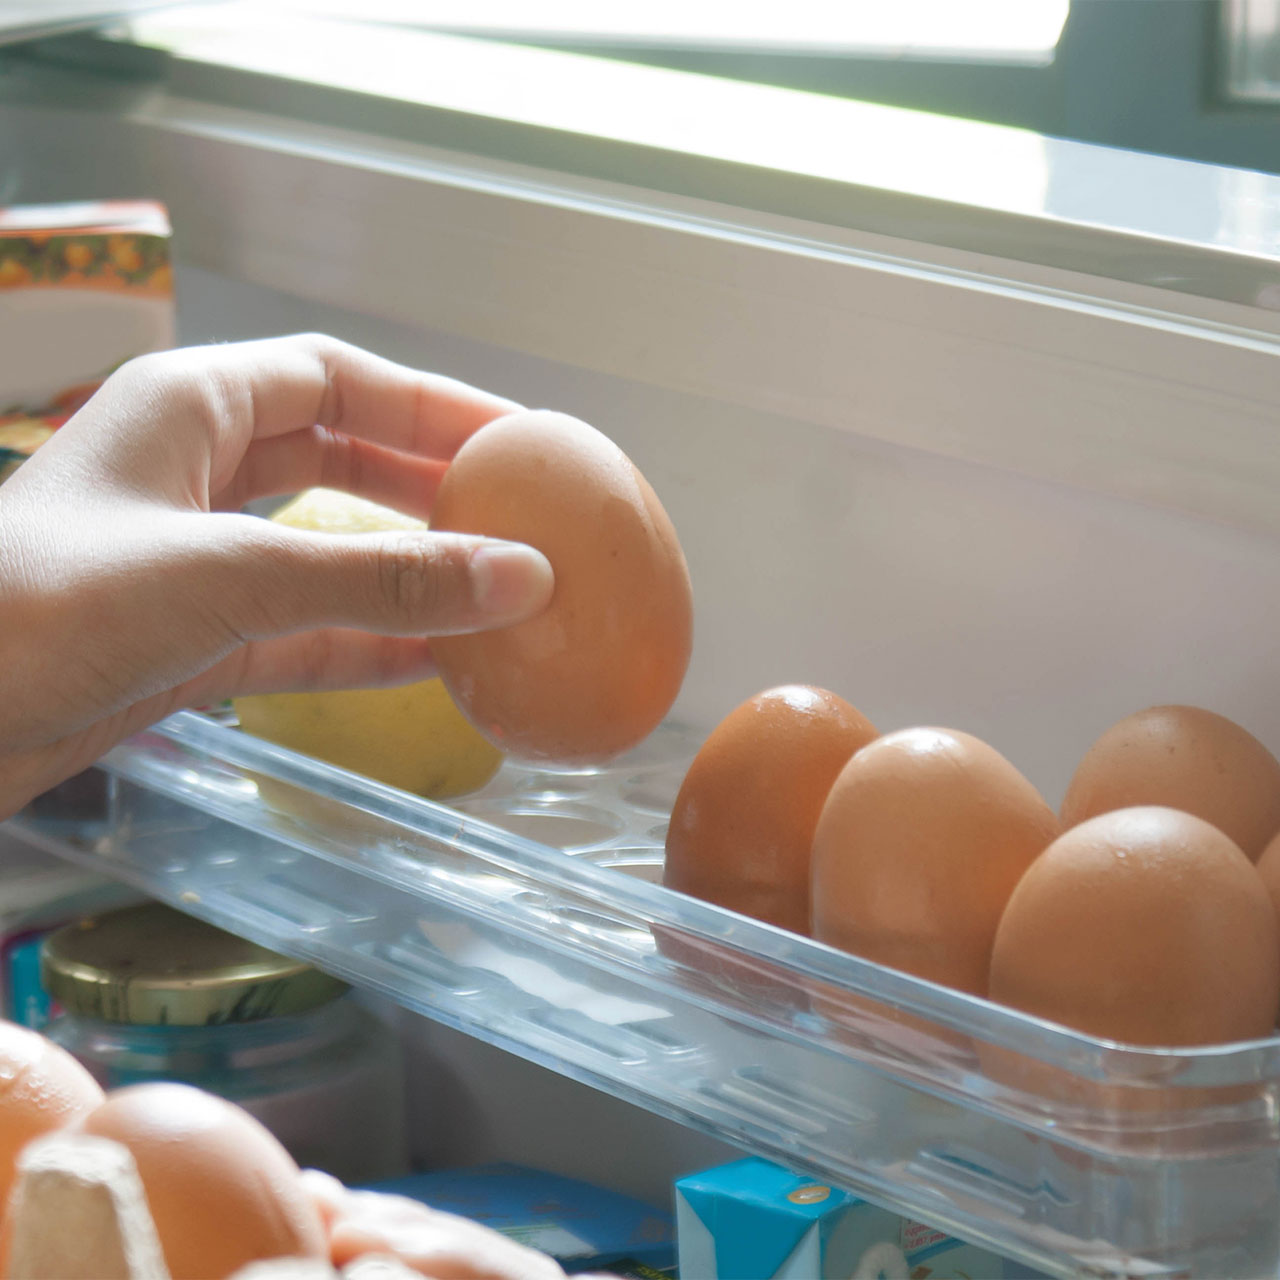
[470,541,554,619]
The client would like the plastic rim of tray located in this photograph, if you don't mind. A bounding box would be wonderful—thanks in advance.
[12,708,1280,1280]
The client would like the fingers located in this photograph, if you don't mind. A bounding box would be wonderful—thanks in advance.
[177,631,438,705]
[198,333,522,457]
[212,426,450,514]
[299,1169,348,1236]
[78,335,521,501]
[201,515,554,641]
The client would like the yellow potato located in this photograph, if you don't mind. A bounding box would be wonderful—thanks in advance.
[235,681,503,800]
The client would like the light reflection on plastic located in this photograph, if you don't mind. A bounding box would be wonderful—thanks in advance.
[270,0,1071,59]
[130,4,1052,216]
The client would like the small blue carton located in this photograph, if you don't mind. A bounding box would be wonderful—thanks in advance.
[675,1157,1013,1278]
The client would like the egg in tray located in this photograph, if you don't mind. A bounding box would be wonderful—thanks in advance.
[227,403,1280,1065]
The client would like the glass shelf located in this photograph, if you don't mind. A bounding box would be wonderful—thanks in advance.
[10,710,1280,1280]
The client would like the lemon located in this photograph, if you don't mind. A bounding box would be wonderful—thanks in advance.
[235,682,503,799]
[233,488,504,800]
[266,486,429,536]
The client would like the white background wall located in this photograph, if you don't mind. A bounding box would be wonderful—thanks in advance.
[179,263,1280,811]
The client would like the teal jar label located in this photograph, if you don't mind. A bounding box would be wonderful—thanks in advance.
[6,932,53,1029]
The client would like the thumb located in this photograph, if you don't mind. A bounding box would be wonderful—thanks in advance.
[205,515,554,639]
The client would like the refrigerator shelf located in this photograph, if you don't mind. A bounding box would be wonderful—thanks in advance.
[9,709,1280,1280]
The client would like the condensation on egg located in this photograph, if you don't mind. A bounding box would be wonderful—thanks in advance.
[0,1020,102,1214]
[429,411,693,765]
[989,806,1279,1046]
[811,727,1060,995]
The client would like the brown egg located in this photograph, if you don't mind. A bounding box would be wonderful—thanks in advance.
[75,1082,326,1280]
[1241,828,1280,971]
[1061,705,1280,861]
[0,1021,102,1210]
[990,807,1279,1046]
[430,411,692,764]
[811,728,1059,994]
[664,686,877,934]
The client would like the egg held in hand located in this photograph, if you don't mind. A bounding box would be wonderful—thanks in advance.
[429,411,693,765]
[1062,704,1280,861]
[73,1082,327,1280]
[992,806,1280,1047]
[811,727,1060,995]
[664,685,877,935]
[0,1020,103,1212]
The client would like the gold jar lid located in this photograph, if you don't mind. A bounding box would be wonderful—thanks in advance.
[41,902,349,1026]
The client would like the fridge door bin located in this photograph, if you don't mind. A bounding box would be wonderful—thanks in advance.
[9,709,1280,1280]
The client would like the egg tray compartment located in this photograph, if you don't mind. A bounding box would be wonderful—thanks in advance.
[449,720,689,881]
[10,711,1280,1280]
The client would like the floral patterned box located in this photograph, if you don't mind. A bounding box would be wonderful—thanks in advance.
[0,199,174,481]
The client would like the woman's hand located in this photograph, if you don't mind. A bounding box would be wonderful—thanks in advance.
[0,334,553,819]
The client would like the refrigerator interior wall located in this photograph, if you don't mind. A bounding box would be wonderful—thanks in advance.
[391,1012,738,1206]
[173,262,1280,1208]
[180,262,1280,813]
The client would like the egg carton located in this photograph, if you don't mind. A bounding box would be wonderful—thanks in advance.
[3,1130,565,1280]
[10,710,1280,1280]
[7,1131,322,1280]
[450,721,698,885]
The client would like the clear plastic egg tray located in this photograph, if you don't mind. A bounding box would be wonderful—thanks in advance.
[10,709,1280,1280]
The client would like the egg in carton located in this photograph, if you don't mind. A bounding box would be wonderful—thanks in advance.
[1,1136,413,1280]
[5,1131,165,1280]
[3,1129,579,1280]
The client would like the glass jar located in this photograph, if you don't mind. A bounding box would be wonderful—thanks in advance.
[42,901,409,1183]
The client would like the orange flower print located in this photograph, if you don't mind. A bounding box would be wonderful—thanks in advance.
[108,236,142,273]
[63,242,94,271]
[148,262,173,294]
